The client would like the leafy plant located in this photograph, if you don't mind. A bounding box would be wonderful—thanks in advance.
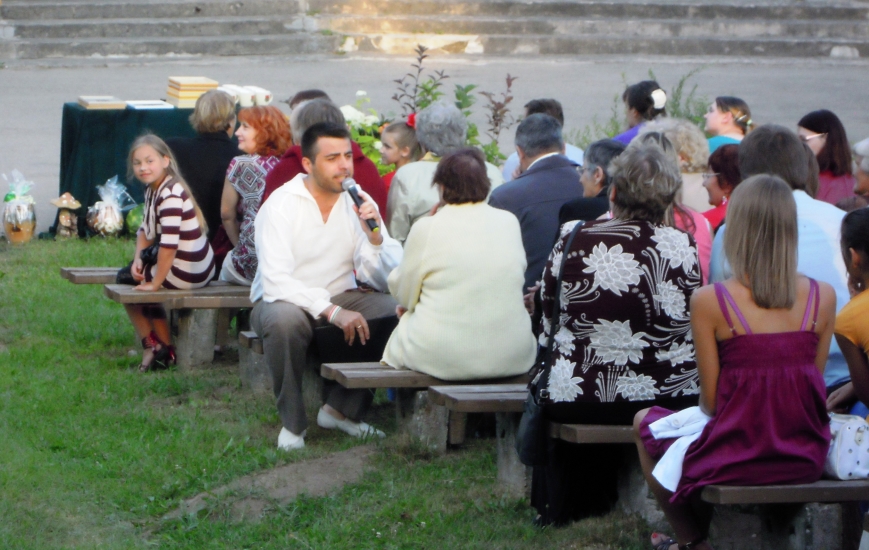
[454,83,481,147]
[478,74,518,164]
[649,67,709,128]
[392,45,449,115]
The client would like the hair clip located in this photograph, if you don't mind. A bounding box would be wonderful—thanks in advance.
[651,89,667,110]
[407,113,416,129]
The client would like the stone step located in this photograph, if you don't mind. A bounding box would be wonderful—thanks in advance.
[309,0,869,21]
[10,16,297,39]
[322,15,869,40]
[345,32,869,58]
[6,33,341,59]
[0,0,302,20]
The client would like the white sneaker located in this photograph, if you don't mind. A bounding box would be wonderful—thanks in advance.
[277,427,305,451]
[317,408,385,439]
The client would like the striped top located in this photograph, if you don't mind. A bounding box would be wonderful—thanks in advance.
[141,177,215,289]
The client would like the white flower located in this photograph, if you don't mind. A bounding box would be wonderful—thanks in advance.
[582,243,642,295]
[588,319,649,365]
[356,90,367,97]
[538,315,551,348]
[560,220,580,238]
[549,250,563,277]
[373,141,382,150]
[339,105,366,125]
[616,370,660,401]
[547,356,584,402]
[652,280,687,319]
[655,341,695,366]
[553,325,576,356]
[652,226,697,273]
[363,114,380,125]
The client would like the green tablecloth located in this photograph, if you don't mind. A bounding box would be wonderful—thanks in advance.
[58,102,197,234]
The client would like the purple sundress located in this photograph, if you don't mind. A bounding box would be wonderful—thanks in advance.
[640,280,830,503]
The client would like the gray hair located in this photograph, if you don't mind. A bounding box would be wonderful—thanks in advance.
[854,138,869,172]
[290,98,345,144]
[609,143,682,224]
[416,101,468,157]
[514,113,563,158]
[639,118,709,173]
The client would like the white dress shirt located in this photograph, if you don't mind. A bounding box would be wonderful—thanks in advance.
[501,143,584,182]
[251,173,403,317]
[709,190,849,386]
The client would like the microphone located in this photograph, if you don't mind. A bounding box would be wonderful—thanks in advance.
[342,178,379,233]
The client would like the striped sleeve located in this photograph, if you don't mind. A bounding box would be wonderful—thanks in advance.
[156,186,183,249]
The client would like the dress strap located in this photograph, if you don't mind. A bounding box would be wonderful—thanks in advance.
[800,278,821,332]
[714,282,753,336]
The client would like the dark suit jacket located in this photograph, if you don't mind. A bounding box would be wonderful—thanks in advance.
[489,154,582,289]
[166,132,241,241]
[558,190,610,227]
[262,141,388,216]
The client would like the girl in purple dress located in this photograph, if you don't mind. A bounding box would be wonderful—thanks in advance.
[633,175,836,550]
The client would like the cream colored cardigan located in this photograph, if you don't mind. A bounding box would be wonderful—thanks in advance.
[381,202,537,380]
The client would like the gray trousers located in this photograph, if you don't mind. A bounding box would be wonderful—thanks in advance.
[251,290,397,435]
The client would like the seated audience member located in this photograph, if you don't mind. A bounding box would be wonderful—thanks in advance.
[701,144,741,232]
[635,175,835,550]
[853,138,869,197]
[262,98,387,213]
[634,130,713,284]
[379,118,421,192]
[219,105,291,286]
[531,143,701,527]
[613,80,667,145]
[709,124,850,394]
[251,122,403,451]
[501,98,584,182]
[288,89,329,109]
[798,109,856,205]
[558,139,626,226]
[489,114,583,291]
[835,209,869,417]
[387,101,504,244]
[382,148,536,380]
[640,118,712,213]
[165,90,242,270]
[704,96,753,152]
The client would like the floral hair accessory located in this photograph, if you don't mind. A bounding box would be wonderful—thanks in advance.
[651,89,667,110]
[407,113,416,129]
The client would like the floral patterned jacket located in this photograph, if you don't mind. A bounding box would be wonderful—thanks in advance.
[539,218,702,403]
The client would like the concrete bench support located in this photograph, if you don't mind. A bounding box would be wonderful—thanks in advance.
[173,308,217,368]
[495,412,530,499]
[395,389,449,453]
[238,331,323,412]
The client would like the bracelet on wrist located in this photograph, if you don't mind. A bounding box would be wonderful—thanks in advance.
[327,305,342,323]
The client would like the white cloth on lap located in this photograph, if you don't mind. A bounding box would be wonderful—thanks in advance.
[649,406,711,492]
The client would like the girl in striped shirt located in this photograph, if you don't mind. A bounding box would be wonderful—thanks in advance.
[127,135,215,372]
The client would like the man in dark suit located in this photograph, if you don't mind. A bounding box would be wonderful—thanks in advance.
[558,139,627,228]
[489,113,582,291]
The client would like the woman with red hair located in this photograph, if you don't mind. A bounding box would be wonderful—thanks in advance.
[219,105,292,285]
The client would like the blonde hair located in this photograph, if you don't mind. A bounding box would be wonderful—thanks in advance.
[189,90,236,134]
[724,175,797,309]
[639,118,709,173]
[383,120,422,162]
[128,134,208,234]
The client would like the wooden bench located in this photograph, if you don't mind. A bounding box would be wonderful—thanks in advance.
[104,282,252,368]
[61,267,121,284]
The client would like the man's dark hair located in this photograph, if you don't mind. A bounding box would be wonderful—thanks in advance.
[433,148,491,204]
[301,122,351,162]
[524,98,565,126]
[289,89,330,109]
[515,114,563,158]
[584,139,627,189]
[739,124,809,191]
[291,98,345,143]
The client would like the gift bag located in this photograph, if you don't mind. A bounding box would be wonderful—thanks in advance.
[3,170,36,245]
[87,176,136,236]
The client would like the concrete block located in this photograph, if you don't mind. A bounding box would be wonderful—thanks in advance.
[239,346,271,393]
[707,502,851,550]
[495,412,530,499]
[395,389,448,453]
[173,308,217,369]
[617,450,667,531]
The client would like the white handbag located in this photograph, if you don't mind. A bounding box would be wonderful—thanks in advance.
[824,413,869,480]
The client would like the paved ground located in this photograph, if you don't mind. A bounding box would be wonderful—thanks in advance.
[2,52,869,233]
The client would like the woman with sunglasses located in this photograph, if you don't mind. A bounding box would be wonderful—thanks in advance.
[797,109,857,205]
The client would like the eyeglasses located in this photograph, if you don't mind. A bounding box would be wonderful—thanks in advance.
[800,133,826,143]
[580,164,597,175]
[702,172,719,180]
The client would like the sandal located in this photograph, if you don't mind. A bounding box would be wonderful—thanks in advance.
[138,333,160,372]
[149,331,175,371]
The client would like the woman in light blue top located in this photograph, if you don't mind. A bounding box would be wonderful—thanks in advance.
[704,96,753,152]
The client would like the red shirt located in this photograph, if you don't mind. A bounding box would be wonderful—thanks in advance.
[262,141,388,216]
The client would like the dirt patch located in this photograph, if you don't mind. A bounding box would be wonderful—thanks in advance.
[163,445,377,524]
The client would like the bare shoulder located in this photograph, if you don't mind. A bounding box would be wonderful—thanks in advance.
[690,283,718,308]
[816,279,838,317]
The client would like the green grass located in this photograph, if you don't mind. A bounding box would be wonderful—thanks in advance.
[0,238,650,549]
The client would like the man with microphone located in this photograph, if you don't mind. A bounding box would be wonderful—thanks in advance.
[251,122,403,451]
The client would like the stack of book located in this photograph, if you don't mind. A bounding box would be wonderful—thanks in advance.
[165,77,219,108]
[78,96,127,110]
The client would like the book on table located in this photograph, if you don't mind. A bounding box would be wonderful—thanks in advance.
[78,96,127,109]
[125,100,175,110]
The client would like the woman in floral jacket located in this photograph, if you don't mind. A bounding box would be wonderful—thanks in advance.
[531,142,702,527]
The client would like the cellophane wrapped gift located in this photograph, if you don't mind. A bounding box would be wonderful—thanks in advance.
[87,176,135,236]
[3,170,36,245]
